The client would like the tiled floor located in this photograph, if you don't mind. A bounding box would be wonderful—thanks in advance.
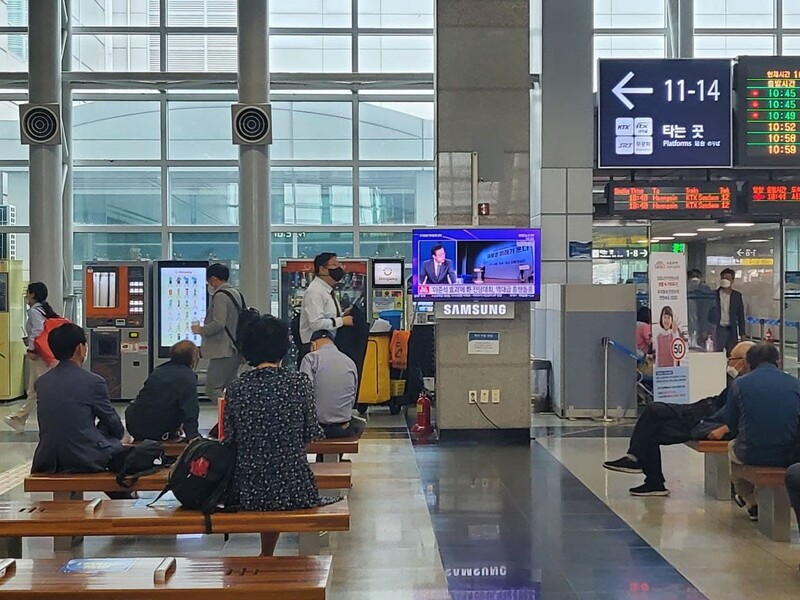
[0,403,799,598]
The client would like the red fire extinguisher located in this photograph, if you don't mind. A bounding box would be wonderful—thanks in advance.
[411,390,434,435]
[765,327,774,344]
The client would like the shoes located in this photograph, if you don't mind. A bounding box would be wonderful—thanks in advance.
[747,505,759,521]
[629,483,670,497]
[733,494,746,508]
[603,456,643,474]
[4,415,25,434]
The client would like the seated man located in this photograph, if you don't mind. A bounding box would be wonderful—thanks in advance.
[786,463,800,542]
[300,330,365,439]
[32,323,126,474]
[604,341,754,497]
[708,343,800,520]
[125,340,200,442]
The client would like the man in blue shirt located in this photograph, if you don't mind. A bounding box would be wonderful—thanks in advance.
[708,343,800,520]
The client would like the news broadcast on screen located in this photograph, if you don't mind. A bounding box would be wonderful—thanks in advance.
[411,228,542,301]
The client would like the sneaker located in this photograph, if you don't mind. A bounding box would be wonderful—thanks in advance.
[629,483,670,497]
[4,415,25,434]
[733,494,747,508]
[603,456,643,474]
[747,505,759,521]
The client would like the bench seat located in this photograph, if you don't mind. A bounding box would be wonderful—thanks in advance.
[130,437,360,459]
[25,462,351,495]
[0,556,331,599]
[731,463,791,542]
[0,499,349,557]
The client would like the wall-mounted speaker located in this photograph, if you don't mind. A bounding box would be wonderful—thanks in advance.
[19,104,61,145]
[231,103,272,145]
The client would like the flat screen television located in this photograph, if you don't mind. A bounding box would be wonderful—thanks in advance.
[411,228,541,301]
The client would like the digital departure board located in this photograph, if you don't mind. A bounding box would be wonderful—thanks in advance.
[745,182,800,215]
[608,182,735,218]
[736,57,800,167]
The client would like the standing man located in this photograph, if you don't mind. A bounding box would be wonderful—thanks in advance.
[298,253,354,368]
[420,244,456,285]
[710,268,747,356]
[191,263,242,402]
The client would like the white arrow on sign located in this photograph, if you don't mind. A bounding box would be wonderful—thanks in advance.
[736,249,744,257]
[612,71,654,110]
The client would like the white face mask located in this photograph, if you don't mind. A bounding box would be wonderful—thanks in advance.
[690,277,701,283]
[207,283,216,295]
[720,279,732,289]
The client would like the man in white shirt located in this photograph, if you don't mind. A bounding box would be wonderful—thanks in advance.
[297,253,354,367]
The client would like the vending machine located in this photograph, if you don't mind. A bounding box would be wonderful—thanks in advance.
[83,261,151,400]
[370,258,405,329]
[152,260,208,368]
[0,261,25,400]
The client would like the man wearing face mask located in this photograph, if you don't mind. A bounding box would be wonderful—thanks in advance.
[191,263,243,403]
[710,268,747,356]
[604,341,754,497]
[32,323,126,474]
[687,269,714,349]
[298,253,354,368]
[124,341,201,442]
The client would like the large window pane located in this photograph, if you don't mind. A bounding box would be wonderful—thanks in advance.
[170,168,238,226]
[593,35,666,88]
[168,102,237,160]
[2,0,27,27]
[273,102,352,160]
[74,232,162,264]
[270,0,350,27]
[694,35,775,58]
[359,232,411,260]
[359,102,434,160]
[74,0,158,26]
[359,167,434,225]
[358,0,434,28]
[782,36,800,56]
[167,0,236,26]
[0,168,29,226]
[297,232,354,259]
[695,0,774,29]
[73,35,159,72]
[272,168,353,226]
[0,101,27,160]
[0,35,28,70]
[786,3,800,28]
[73,101,161,160]
[171,233,239,261]
[167,35,237,72]
[359,36,434,73]
[74,168,161,225]
[594,0,665,28]
[270,36,351,73]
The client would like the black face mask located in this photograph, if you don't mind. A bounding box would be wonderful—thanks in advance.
[327,267,345,282]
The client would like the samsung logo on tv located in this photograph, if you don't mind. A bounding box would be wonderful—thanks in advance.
[443,304,507,316]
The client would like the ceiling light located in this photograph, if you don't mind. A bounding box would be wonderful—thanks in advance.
[747,239,771,243]
[673,233,698,237]
[653,236,674,241]
[649,238,661,243]
[725,222,755,227]
[697,227,724,232]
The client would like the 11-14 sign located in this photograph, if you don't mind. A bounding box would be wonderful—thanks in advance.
[598,59,733,168]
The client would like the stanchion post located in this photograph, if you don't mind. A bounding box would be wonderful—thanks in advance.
[597,337,613,423]
[760,319,765,341]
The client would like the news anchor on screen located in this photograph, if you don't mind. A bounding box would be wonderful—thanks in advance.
[420,244,457,285]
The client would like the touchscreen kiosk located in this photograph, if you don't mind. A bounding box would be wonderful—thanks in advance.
[154,260,208,359]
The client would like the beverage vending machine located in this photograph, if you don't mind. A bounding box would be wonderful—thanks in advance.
[83,261,150,400]
[0,260,25,400]
[152,260,208,369]
[370,258,405,329]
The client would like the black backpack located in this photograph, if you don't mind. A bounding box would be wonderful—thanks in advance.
[149,437,236,533]
[217,289,260,353]
[109,440,173,489]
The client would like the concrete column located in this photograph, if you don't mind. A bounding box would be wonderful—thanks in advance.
[535,0,593,286]
[435,0,531,437]
[62,0,74,297]
[29,0,64,310]
[237,0,270,312]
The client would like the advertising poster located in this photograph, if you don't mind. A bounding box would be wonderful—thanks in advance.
[650,252,690,403]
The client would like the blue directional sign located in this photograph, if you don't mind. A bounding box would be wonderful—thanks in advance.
[598,59,733,168]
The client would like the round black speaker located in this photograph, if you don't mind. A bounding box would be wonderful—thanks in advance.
[234,106,270,143]
[23,106,59,143]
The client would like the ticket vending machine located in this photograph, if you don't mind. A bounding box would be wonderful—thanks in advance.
[152,260,208,369]
[83,261,150,400]
[370,258,405,329]
[0,261,25,400]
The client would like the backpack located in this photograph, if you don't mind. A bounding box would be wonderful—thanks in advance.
[217,289,260,353]
[34,314,70,366]
[149,437,236,533]
[109,440,173,489]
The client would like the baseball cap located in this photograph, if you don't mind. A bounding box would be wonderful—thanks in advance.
[310,330,334,342]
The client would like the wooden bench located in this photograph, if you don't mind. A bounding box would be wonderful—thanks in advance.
[684,440,730,500]
[0,555,331,599]
[0,498,349,558]
[24,462,352,497]
[730,463,791,542]
[129,437,360,462]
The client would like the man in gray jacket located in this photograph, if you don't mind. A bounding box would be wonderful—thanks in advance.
[191,263,242,402]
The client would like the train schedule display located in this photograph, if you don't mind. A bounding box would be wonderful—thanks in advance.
[608,182,735,218]
[736,57,800,167]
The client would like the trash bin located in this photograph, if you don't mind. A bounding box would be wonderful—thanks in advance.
[530,357,552,413]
